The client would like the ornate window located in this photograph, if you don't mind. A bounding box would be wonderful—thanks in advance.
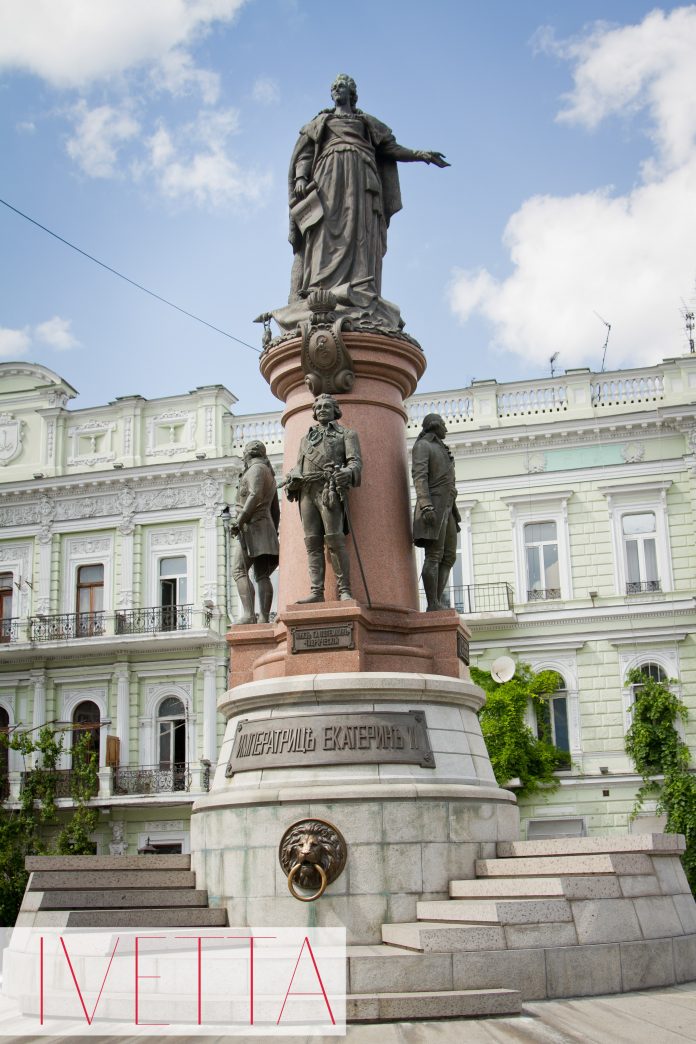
[0,573,13,643]
[0,706,9,797]
[535,678,571,767]
[157,696,187,790]
[524,522,560,601]
[159,556,188,630]
[600,480,673,595]
[622,513,660,593]
[500,490,573,604]
[72,699,100,763]
[76,564,104,636]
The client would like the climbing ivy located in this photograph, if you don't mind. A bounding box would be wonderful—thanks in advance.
[624,669,696,893]
[472,663,570,798]
[0,726,99,924]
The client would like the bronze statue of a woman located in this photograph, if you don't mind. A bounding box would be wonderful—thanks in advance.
[271,74,449,334]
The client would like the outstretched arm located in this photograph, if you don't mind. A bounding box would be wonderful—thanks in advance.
[380,140,450,167]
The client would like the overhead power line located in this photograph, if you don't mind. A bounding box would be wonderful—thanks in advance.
[0,196,260,354]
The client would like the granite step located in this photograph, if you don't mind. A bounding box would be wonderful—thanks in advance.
[381,921,506,953]
[449,875,623,900]
[475,852,654,878]
[416,898,572,924]
[25,855,191,871]
[32,888,210,910]
[28,870,196,890]
[495,834,685,859]
[64,907,228,928]
[347,988,521,1021]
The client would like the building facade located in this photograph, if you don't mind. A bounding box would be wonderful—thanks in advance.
[2,354,695,846]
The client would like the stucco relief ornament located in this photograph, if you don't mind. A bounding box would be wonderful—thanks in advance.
[685,427,696,456]
[621,441,645,463]
[299,290,355,395]
[117,484,136,535]
[525,452,547,474]
[38,494,55,543]
[0,413,24,466]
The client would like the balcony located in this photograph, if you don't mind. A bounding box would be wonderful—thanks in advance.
[527,588,561,602]
[29,612,105,641]
[20,768,99,799]
[115,604,194,635]
[626,580,661,595]
[0,617,19,643]
[419,582,515,616]
[113,763,208,795]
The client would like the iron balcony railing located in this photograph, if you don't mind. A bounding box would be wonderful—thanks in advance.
[115,604,193,635]
[0,617,19,643]
[419,582,514,614]
[113,763,205,795]
[527,588,561,602]
[29,612,106,641]
[626,580,661,594]
[20,768,98,799]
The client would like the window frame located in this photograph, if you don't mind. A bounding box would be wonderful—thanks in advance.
[600,481,673,596]
[501,490,574,604]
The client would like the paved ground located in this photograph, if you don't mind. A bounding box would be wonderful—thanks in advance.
[3,983,696,1042]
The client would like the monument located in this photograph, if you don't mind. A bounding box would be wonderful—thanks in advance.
[190,76,696,1019]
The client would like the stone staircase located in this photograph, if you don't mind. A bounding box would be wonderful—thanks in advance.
[370,834,696,1002]
[16,855,227,928]
[12,835,696,1022]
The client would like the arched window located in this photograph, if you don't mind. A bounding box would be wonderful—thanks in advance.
[0,706,9,799]
[72,700,100,765]
[157,696,187,790]
[534,674,571,768]
[631,661,668,698]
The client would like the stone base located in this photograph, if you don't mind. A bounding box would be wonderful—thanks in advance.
[192,670,518,945]
[227,604,469,688]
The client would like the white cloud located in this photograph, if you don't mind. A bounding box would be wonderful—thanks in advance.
[35,316,80,351]
[0,0,247,89]
[251,77,280,105]
[15,120,36,133]
[153,47,220,105]
[66,102,140,177]
[142,109,270,208]
[0,327,31,358]
[450,7,696,370]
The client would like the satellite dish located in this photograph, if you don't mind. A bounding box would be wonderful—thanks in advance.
[490,656,515,683]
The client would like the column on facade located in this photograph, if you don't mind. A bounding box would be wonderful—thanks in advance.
[113,663,131,768]
[201,478,220,619]
[30,669,47,767]
[199,657,218,764]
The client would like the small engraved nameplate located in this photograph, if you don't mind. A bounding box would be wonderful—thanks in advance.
[291,623,354,653]
[457,632,470,665]
[226,710,434,775]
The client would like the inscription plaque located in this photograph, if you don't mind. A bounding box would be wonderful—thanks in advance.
[226,710,434,775]
[457,632,470,665]
[291,623,354,653]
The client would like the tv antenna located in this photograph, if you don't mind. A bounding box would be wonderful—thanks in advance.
[594,312,612,372]
[549,352,559,378]
[680,299,695,354]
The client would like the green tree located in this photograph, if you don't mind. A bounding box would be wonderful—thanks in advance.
[624,668,696,893]
[472,663,570,797]
[0,726,99,924]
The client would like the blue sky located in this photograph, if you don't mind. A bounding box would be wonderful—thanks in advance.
[2,1,696,413]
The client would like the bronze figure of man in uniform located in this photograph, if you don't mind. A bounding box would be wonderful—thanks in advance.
[285,394,362,602]
[229,440,280,623]
[412,413,461,612]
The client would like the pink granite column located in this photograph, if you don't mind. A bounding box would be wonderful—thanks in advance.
[260,332,426,612]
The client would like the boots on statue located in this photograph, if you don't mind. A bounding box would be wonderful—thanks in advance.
[257,577,273,623]
[326,534,353,600]
[437,562,454,609]
[297,536,326,603]
[421,559,443,612]
[235,575,257,624]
